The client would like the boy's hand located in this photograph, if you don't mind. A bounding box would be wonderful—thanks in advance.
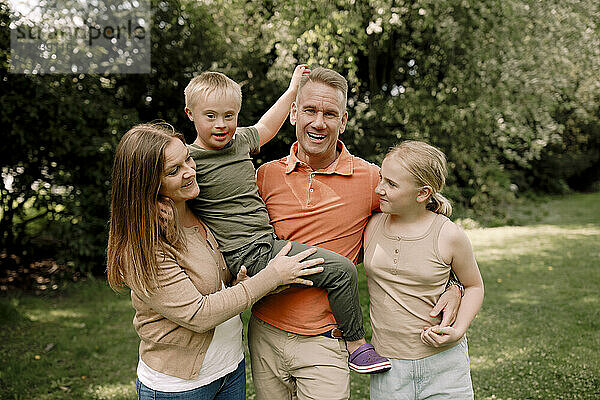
[288,64,310,94]
[255,64,310,147]
[231,265,249,286]
[157,196,174,229]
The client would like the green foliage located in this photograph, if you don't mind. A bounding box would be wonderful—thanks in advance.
[229,0,600,211]
[0,0,225,273]
[1,0,599,273]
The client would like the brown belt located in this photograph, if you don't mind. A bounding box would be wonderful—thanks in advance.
[320,328,343,339]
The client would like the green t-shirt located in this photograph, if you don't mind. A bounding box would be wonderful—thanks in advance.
[188,127,273,252]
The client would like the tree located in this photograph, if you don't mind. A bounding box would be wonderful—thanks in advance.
[1,0,599,275]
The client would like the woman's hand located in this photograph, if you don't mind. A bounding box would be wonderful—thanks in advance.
[420,325,464,348]
[267,242,324,286]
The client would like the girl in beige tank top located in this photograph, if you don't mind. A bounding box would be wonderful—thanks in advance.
[364,141,484,399]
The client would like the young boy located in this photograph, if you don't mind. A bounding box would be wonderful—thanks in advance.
[183,66,391,373]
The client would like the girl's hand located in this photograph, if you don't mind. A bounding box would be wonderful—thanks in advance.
[420,325,464,348]
[267,242,324,286]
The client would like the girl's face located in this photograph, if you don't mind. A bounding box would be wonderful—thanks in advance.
[159,138,199,204]
[375,157,421,214]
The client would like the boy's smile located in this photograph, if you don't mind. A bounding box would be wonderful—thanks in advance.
[185,91,240,150]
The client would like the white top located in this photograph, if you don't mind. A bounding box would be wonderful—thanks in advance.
[137,285,244,392]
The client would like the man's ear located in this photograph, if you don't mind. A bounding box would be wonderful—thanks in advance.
[290,102,297,125]
[184,107,193,121]
[416,186,433,203]
[339,111,348,134]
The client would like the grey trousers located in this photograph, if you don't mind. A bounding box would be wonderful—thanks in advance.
[223,234,365,341]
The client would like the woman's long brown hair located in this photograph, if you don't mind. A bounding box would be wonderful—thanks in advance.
[106,122,187,294]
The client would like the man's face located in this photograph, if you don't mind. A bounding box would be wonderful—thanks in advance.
[291,81,348,164]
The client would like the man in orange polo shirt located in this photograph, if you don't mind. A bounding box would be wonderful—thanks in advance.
[248,67,462,400]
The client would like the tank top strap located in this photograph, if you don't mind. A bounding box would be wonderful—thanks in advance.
[430,213,450,264]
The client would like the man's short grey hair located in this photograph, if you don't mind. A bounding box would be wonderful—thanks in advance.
[297,67,348,110]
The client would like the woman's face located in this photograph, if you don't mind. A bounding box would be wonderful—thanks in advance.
[158,138,199,204]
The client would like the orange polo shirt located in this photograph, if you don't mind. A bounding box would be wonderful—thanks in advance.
[253,141,380,335]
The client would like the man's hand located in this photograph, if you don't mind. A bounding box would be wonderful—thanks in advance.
[232,266,292,294]
[429,284,461,327]
[267,284,291,295]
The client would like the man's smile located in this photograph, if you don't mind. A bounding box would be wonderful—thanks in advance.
[307,132,326,140]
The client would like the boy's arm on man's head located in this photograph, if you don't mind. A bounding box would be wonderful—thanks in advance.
[254,65,310,147]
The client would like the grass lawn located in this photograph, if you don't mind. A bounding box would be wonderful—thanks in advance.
[1,192,599,399]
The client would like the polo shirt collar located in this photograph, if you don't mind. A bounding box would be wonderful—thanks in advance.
[285,141,353,176]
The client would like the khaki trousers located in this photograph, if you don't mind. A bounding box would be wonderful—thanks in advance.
[248,315,350,400]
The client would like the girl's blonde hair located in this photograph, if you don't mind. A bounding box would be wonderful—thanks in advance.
[106,122,187,294]
[386,140,453,217]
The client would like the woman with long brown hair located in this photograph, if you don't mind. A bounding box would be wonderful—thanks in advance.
[106,122,323,400]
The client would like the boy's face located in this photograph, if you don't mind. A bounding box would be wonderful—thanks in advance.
[185,91,240,150]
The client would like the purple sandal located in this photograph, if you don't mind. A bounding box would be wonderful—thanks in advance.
[348,343,392,374]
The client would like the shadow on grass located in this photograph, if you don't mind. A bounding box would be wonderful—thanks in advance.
[0,278,139,400]
[467,219,600,399]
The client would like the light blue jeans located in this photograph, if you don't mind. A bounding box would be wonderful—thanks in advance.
[136,360,245,400]
[370,338,474,400]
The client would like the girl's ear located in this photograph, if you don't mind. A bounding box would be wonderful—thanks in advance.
[416,186,433,203]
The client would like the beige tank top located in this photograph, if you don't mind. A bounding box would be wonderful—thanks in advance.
[364,212,459,359]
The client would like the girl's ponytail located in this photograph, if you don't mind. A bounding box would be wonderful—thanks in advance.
[427,192,452,217]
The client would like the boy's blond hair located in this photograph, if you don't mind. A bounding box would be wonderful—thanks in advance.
[184,71,242,111]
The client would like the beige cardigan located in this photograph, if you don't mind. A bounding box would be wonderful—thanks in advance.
[130,224,281,379]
